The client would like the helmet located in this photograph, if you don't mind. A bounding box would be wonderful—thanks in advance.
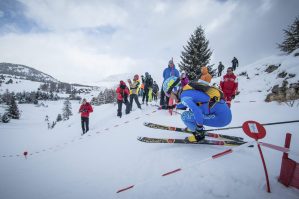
[145,72,149,76]
[163,76,180,97]
[134,74,139,80]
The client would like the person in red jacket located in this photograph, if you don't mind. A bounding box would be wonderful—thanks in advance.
[79,98,93,135]
[220,67,238,108]
[116,80,130,118]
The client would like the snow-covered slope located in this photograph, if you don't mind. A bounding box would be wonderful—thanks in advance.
[0,53,299,199]
[0,100,298,199]
[211,50,299,102]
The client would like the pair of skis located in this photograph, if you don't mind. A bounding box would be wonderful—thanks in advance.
[138,122,246,146]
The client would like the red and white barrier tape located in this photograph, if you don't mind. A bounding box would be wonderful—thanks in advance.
[258,141,299,157]
[116,141,255,193]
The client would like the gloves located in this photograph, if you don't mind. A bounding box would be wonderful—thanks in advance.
[231,95,235,99]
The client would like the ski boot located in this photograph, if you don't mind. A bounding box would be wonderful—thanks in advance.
[185,125,205,143]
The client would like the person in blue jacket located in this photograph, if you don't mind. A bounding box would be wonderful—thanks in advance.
[160,58,180,108]
[163,76,232,142]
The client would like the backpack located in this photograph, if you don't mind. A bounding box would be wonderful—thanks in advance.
[182,81,224,108]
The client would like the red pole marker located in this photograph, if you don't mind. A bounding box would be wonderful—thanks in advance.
[242,120,270,193]
[23,151,28,159]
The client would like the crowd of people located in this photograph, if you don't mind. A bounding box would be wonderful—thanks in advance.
[78,56,239,139]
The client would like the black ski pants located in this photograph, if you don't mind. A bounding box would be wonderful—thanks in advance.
[159,87,169,107]
[81,117,89,133]
[117,100,130,117]
[142,88,149,103]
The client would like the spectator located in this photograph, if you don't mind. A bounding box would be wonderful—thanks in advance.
[218,62,224,77]
[160,58,180,108]
[79,98,93,135]
[200,66,212,84]
[116,81,130,117]
[128,74,141,111]
[220,67,238,108]
[232,57,239,71]
[152,81,159,101]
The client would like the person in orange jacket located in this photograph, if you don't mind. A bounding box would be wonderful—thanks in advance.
[79,98,93,135]
[200,66,212,84]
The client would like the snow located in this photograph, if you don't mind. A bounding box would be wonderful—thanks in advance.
[0,77,42,93]
[0,52,299,199]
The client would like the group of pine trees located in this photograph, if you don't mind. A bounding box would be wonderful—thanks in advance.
[0,95,20,123]
[90,88,116,105]
[46,99,73,130]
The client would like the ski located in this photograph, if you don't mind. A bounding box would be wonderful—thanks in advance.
[137,136,246,146]
[144,122,244,142]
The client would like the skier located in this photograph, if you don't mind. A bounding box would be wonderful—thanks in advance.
[231,57,239,71]
[160,58,180,109]
[220,67,238,108]
[218,62,225,77]
[152,81,159,101]
[163,76,232,142]
[79,98,93,135]
[142,72,153,105]
[116,80,130,117]
[128,75,141,111]
[200,66,212,84]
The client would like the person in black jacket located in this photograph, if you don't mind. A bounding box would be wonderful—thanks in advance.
[231,57,239,71]
[152,81,159,101]
[142,72,153,105]
[218,61,225,77]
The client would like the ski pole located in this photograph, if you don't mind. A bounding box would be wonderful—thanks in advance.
[205,120,299,132]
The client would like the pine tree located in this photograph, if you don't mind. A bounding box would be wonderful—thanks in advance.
[278,16,299,54]
[56,114,62,122]
[62,100,72,120]
[179,26,213,80]
[1,112,11,123]
[8,96,20,119]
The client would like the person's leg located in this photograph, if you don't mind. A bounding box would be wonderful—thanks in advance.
[125,100,130,114]
[165,96,169,107]
[144,88,149,104]
[160,87,165,106]
[181,111,197,132]
[85,117,89,132]
[134,94,141,109]
[223,93,232,108]
[81,117,85,133]
[117,100,122,117]
[129,94,134,111]
[142,89,146,103]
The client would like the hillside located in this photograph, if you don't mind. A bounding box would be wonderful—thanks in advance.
[0,63,58,83]
[0,62,101,98]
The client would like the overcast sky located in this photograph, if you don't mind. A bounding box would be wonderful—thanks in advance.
[0,0,298,85]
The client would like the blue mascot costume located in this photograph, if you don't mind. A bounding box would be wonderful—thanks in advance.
[163,77,232,142]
